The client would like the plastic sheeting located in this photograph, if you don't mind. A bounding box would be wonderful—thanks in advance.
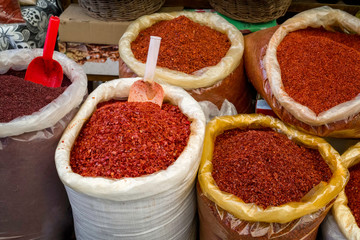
[322,142,360,240]
[0,49,88,239]
[0,0,24,23]
[245,7,360,138]
[118,11,254,113]
[197,114,349,239]
[55,78,206,240]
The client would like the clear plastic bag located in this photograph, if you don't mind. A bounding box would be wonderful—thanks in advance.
[0,0,24,23]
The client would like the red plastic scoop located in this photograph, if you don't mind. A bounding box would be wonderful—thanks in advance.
[128,36,164,107]
[25,16,63,88]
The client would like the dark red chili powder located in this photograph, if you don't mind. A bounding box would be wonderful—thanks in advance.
[345,164,360,227]
[212,129,332,209]
[70,101,191,179]
[0,70,70,123]
[131,15,231,74]
[277,27,360,115]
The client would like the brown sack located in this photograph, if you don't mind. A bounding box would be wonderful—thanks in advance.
[244,7,360,138]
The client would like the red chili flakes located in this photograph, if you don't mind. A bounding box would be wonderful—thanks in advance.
[131,15,231,74]
[345,164,360,227]
[0,72,67,123]
[70,101,191,179]
[212,129,332,209]
[277,27,360,115]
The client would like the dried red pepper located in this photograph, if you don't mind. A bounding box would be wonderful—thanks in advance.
[131,15,231,74]
[212,129,332,209]
[70,101,191,179]
[277,27,360,115]
[345,164,360,227]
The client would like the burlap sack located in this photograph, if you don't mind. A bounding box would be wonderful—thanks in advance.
[0,49,88,239]
[55,78,206,240]
[119,11,254,113]
[197,114,349,239]
[244,6,360,138]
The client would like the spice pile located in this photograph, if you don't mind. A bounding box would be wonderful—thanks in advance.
[277,27,360,115]
[0,70,70,123]
[345,164,360,227]
[70,101,191,179]
[131,15,231,74]
[212,129,332,208]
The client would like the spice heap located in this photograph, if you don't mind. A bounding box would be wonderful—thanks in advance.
[212,129,332,209]
[131,15,231,74]
[0,70,70,123]
[70,101,191,179]
[277,27,360,115]
[345,164,360,227]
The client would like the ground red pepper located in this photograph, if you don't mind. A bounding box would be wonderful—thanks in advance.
[212,129,332,209]
[131,15,231,74]
[70,101,191,179]
[277,27,360,115]
[0,70,70,123]
[345,164,360,227]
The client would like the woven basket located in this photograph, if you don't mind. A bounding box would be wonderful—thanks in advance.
[209,0,292,23]
[78,0,166,21]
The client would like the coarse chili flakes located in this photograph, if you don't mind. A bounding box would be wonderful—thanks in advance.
[70,101,191,179]
[277,27,360,115]
[131,15,231,74]
[212,129,332,209]
[345,164,360,227]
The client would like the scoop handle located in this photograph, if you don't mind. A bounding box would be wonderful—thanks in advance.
[43,16,60,61]
[144,36,161,83]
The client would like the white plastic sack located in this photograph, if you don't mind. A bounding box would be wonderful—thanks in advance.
[321,204,348,240]
[265,6,360,126]
[0,49,88,239]
[55,78,206,240]
[0,49,87,137]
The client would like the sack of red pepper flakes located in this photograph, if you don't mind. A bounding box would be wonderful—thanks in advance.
[321,141,360,240]
[0,49,88,239]
[244,6,360,138]
[119,11,254,114]
[55,77,206,240]
[197,114,349,240]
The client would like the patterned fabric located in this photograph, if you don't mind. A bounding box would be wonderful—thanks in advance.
[0,0,62,51]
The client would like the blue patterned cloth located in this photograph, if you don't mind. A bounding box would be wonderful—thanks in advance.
[0,0,62,51]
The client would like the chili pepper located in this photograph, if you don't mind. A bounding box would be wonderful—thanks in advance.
[345,164,360,227]
[277,27,360,115]
[212,129,332,209]
[131,15,231,74]
[70,101,191,179]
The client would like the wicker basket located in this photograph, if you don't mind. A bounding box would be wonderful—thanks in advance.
[78,0,166,21]
[209,0,292,23]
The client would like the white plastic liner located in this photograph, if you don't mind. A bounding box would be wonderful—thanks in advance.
[55,78,206,239]
[0,49,88,137]
[119,11,244,90]
[265,6,360,126]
